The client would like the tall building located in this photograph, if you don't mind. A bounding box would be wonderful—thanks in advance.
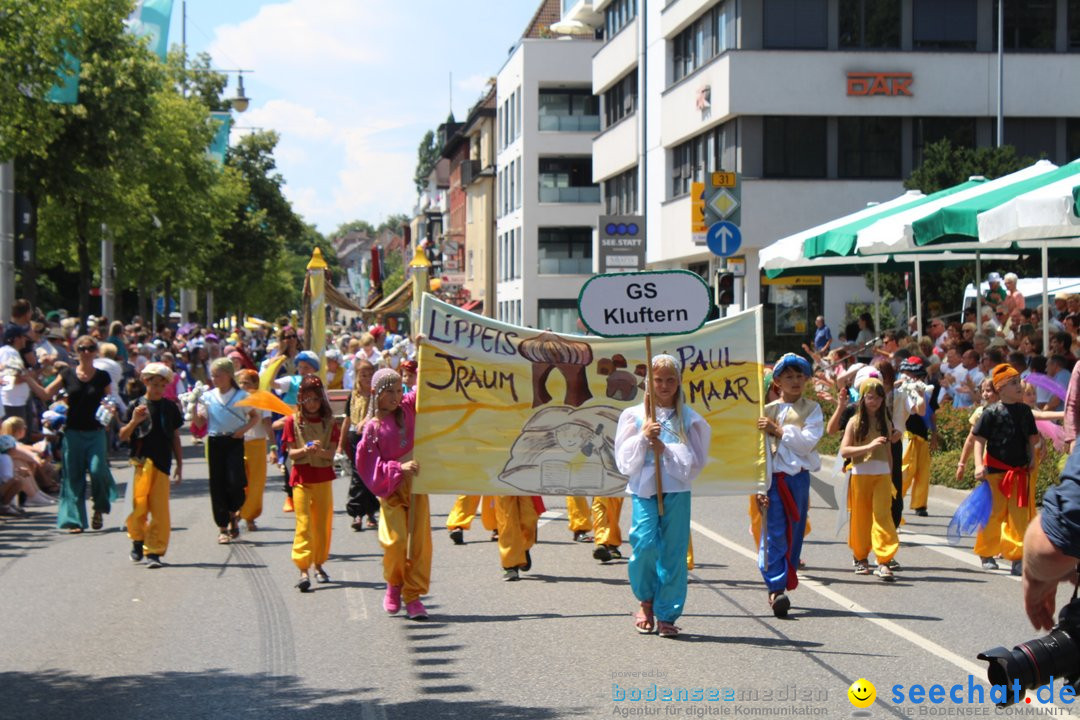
[495,0,602,331]
[584,0,1080,356]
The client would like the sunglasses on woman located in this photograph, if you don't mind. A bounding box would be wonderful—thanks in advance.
[77,345,96,353]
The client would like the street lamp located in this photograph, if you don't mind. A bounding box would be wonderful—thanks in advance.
[231,71,250,113]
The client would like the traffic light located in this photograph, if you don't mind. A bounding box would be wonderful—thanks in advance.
[717,271,735,306]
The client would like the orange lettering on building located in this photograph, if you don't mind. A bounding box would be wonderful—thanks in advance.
[846,72,914,97]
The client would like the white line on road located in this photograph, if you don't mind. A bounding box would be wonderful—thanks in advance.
[342,569,368,622]
[360,701,388,720]
[538,510,564,528]
[691,520,990,678]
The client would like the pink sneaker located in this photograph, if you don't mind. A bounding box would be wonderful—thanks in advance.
[405,599,428,620]
[383,585,402,614]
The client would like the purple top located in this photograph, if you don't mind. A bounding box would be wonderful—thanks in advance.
[355,391,416,498]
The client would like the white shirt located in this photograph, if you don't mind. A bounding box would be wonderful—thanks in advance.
[0,345,28,407]
[245,410,272,441]
[765,402,824,479]
[613,404,710,498]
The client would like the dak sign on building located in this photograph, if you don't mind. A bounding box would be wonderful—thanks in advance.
[578,270,711,338]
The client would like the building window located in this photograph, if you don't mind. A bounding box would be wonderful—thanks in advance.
[1005,118,1057,161]
[603,166,639,215]
[763,117,826,179]
[605,0,637,40]
[538,157,600,203]
[671,121,736,198]
[763,0,826,50]
[913,117,976,166]
[467,249,474,281]
[839,0,900,49]
[538,299,581,334]
[838,117,902,179]
[604,69,638,129]
[516,161,522,209]
[508,160,516,213]
[1070,0,1080,51]
[672,1,732,84]
[538,228,592,275]
[539,88,600,132]
[1068,119,1080,160]
[993,0,1055,51]
[913,0,977,50]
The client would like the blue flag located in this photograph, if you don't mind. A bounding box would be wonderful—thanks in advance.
[209,111,232,165]
[127,0,174,61]
[45,50,80,105]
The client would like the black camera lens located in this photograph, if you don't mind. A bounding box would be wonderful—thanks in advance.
[979,628,1080,706]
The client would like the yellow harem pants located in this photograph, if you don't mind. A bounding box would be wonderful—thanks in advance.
[902,432,930,510]
[496,496,538,569]
[126,460,171,556]
[291,481,333,571]
[974,471,1031,562]
[566,496,592,533]
[446,495,496,532]
[379,478,432,603]
[239,438,267,522]
[592,496,623,547]
[848,473,898,564]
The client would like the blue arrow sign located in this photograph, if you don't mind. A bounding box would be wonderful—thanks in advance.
[706,221,741,258]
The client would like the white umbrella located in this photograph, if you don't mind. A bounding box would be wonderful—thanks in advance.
[977,171,1080,245]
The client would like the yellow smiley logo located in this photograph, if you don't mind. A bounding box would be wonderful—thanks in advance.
[848,678,876,709]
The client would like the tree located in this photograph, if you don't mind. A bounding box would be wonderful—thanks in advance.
[413,130,442,195]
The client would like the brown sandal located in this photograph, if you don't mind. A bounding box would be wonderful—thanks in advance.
[633,601,654,634]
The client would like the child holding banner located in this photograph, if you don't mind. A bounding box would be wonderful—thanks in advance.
[755,353,823,618]
[356,368,431,620]
[614,354,710,638]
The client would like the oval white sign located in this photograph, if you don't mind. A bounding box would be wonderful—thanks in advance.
[578,270,712,338]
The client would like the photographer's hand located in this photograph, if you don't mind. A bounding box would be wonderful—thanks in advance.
[1023,518,1080,631]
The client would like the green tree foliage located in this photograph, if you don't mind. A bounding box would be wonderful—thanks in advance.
[413,130,442,195]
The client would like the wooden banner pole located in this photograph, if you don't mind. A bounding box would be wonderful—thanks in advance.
[645,336,665,516]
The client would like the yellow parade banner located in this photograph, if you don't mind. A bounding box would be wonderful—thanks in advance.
[412,294,766,496]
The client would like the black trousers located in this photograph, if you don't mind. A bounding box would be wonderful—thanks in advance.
[890,439,904,526]
[344,430,379,519]
[208,436,247,528]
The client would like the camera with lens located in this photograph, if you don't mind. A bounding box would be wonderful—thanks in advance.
[979,596,1080,707]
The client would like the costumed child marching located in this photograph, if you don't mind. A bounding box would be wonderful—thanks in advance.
[235,369,274,532]
[755,353,824,617]
[972,364,1039,575]
[120,362,184,569]
[840,376,900,581]
[614,354,710,638]
[356,368,432,620]
[283,375,340,592]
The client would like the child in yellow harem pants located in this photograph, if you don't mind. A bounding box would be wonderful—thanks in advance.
[283,376,340,592]
[567,495,593,542]
[591,496,623,563]
[357,368,432,620]
[120,363,183,569]
[446,495,496,544]
[841,377,899,581]
[497,496,538,581]
[236,370,273,531]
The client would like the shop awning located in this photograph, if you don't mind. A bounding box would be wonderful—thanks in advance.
[461,300,482,313]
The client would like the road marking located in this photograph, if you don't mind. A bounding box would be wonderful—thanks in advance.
[538,510,563,528]
[360,702,388,720]
[692,520,990,678]
[342,569,368,621]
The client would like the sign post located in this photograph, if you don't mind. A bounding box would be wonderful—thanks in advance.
[579,270,711,514]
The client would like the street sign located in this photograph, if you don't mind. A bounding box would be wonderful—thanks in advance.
[692,171,740,245]
[707,221,742,258]
[599,215,646,273]
[578,270,711,338]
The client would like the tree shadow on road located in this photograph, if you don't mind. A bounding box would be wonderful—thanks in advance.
[0,668,582,720]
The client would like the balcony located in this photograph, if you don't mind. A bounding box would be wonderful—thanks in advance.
[539,185,601,204]
[539,115,601,132]
[461,159,482,186]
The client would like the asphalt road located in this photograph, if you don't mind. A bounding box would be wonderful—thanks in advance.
[0,439,1072,720]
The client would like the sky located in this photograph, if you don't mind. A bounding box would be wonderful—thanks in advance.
[169,0,537,236]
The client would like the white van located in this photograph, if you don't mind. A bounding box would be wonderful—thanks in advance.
[963,278,1080,314]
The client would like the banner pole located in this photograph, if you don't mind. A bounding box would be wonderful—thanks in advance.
[645,336,664,516]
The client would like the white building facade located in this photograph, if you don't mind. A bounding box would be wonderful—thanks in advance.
[580,0,1080,356]
[496,35,603,332]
